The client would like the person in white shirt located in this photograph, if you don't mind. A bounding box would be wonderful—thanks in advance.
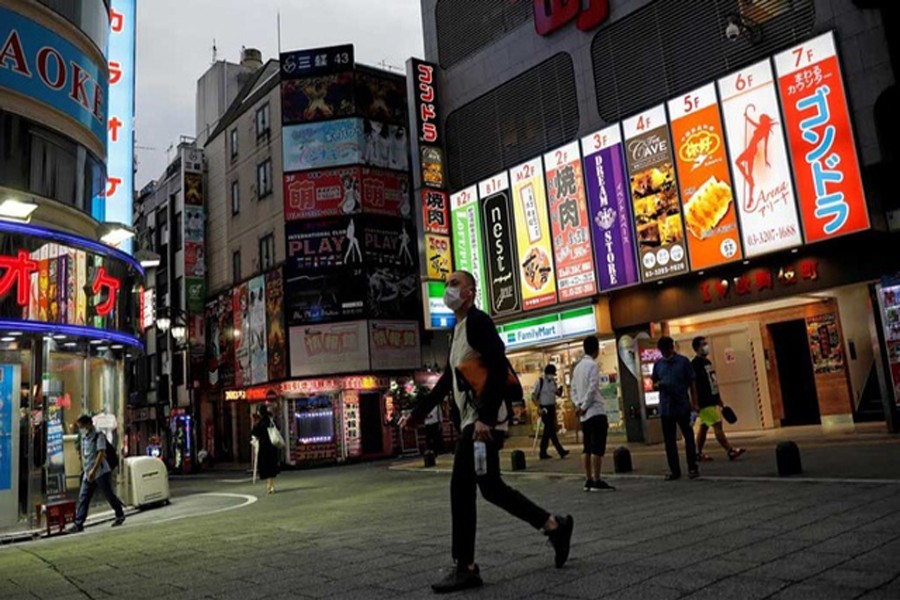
[531,365,569,459]
[569,335,615,492]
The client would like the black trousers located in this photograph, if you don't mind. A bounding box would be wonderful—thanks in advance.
[661,414,698,477]
[451,425,550,566]
[425,422,443,455]
[539,408,565,456]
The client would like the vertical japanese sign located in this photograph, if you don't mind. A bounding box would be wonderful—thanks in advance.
[509,158,558,310]
[622,104,689,282]
[479,173,520,316]
[103,0,136,252]
[249,275,268,385]
[544,142,597,302]
[422,190,450,235]
[718,60,802,257]
[774,32,869,242]
[450,185,489,311]
[425,234,452,280]
[667,83,743,270]
[581,124,640,291]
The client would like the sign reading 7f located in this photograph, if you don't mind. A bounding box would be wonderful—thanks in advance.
[534,0,610,36]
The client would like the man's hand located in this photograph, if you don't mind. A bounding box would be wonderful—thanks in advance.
[473,420,492,442]
[574,406,584,418]
[87,469,96,482]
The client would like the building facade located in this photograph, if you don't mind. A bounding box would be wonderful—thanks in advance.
[418,0,899,440]
[1,0,142,535]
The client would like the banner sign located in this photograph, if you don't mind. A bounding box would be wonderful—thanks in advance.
[450,185,489,312]
[510,158,558,310]
[284,167,411,221]
[284,267,366,325]
[622,104,689,282]
[498,306,597,350]
[479,173,521,316]
[667,83,743,270]
[368,320,422,370]
[285,217,361,273]
[355,69,407,125]
[282,118,363,172]
[581,124,640,291]
[290,321,370,377]
[544,142,597,302]
[422,189,450,235]
[280,44,354,80]
[281,72,355,125]
[249,275,268,386]
[265,269,287,381]
[233,283,250,387]
[774,32,869,242]
[718,60,802,257]
[425,234,452,280]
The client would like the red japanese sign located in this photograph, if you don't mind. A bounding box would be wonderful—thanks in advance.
[700,259,818,303]
[543,141,597,302]
[284,167,411,221]
[422,189,450,235]
[412,59,440,144]
[534,0,610,36]
[774,32,869,243]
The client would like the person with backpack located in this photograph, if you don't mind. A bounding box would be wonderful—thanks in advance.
[532,364,569,460]
[401,270,574,594]
[70,414,125,532]
[251,404,281,494]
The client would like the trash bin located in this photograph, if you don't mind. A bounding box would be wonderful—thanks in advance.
[125,456,171,509]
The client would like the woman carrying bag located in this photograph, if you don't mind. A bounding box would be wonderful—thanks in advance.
[251,404,283,494]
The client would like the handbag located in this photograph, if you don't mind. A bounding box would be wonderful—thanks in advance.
[721,405,738,425]
[267,422,286,448]
[456,358,522,403]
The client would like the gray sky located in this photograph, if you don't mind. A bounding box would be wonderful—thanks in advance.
[135,0,424,189]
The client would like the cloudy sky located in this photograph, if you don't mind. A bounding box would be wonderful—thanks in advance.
[135,0,424,189]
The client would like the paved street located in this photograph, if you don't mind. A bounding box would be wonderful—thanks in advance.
[2,462,900,600]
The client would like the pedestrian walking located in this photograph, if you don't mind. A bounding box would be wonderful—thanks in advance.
[532,364,569,460]
[691,336,746,462]
[570,336,615,492]
[69,415,125,533]
[652,337,700,480]
[401,270,574,594]
[424,405,444,455]
[251,404,281,494]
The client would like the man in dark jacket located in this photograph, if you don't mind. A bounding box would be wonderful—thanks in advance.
[402,270,574,594]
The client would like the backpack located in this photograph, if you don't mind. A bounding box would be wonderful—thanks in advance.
[96,432,119,471]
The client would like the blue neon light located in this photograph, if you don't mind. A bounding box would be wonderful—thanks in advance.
[0,319,143,349]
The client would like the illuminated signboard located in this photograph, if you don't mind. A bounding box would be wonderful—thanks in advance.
[543,141,597,302]
[774,32,869,242]
[289,321,371,377]
[718,60,802,257]
[667,83,743,270]
[284,167,411,221]
[422,280,455,329]
[479,172,521,317]
[581,124,640,291]
[509,158,558,310]
[623,104,689,282]
[425,234,452,281]
[450,185,489,312]
[102,0,137,251]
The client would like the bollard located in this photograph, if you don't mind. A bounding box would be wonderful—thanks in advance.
[613,446,633,473]
[511,449,527,471]
[776,441,802,476]
[423,450,436,468]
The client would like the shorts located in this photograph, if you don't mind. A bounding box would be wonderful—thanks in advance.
[699,406,721,427]
[581,415,609,456]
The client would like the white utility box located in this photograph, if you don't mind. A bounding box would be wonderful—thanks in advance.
[124,456,170,509]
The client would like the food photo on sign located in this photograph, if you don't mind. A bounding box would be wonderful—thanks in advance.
[510,157,558,310]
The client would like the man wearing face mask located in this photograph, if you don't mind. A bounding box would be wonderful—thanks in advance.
[70,415,125,533]
[401,271,574,594]
[532,364,569,460]
[691,336,746,462]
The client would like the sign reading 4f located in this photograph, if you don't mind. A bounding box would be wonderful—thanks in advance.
[534,0,610,36]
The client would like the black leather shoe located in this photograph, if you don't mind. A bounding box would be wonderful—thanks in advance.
[548,515,574,568]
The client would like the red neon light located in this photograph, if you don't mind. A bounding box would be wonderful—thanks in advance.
[92,266,120,316]
[0,250,38,306]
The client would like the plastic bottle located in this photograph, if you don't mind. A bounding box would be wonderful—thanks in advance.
[473,440,487,476]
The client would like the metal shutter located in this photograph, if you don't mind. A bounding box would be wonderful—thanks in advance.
[436,0,533,69]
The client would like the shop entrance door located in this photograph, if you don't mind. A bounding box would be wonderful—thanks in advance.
[770,320,821,426]
[359,392,383,455]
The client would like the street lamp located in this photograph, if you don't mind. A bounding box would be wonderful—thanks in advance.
[0,197,39,221]
[99,222,136,246]
[135,249,161,268]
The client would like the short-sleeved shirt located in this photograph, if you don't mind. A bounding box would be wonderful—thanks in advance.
[532,376,559,407]
[80,429,110,480]
[691,356,721,409]
[651,354,695,418]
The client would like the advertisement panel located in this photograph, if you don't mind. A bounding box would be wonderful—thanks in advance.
[450,185,489,311]
[0,6,107,147]
[233,283,250,387]
[186,277,205,314]
[366,267,418,319]
[368,321,422,370]
[581,124,641,291]
[622,104,689,282]
[425,234,452,281]
[184,205,204,242]
[363,216,416,269]
[184,171,203,205]
[509,158,558,310]
[410,59,442,146]
[355,70,407,125]
[362,121,408,171]
[667,83,743,270]
[284,267,366,325]
[265,269,287,381]
[543,142,597,302]
[102,0,136,243]
[774,32,869,242]
[360,167,411,217]
[249,275,268,385]
[423,281,456,329]
[282,118,363,172]
[290,321,370,377]
[219,293,235,389]
[718,60,802,257]
[184,242,205,277]
[422,189,451,235]
[283,167,361,221]
[281,72,355,125]
[420,146,445,189]
[479,173,520,316]
[285,217,362,273]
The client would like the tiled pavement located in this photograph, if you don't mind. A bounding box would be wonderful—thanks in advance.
[1,463,899,599]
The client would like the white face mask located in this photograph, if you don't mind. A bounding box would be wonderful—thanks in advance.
[701,345,710,356]
[443,286,464,310]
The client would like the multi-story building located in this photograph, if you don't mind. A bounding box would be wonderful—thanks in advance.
[417,0,899,440]
[0,0,141,535]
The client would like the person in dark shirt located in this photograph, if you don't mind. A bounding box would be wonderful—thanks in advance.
[651,337,699,480]
[691,337,746,462]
